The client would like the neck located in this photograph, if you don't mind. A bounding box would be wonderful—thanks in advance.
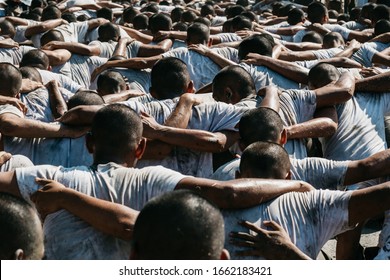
[93,153,135,168]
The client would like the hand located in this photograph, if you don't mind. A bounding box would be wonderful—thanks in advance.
[230,220,305,259]
[241,52,263,65]
[179,92,204,106]
[346,39,361,51]
[153,30,171,42]
[30,178,67,220]
[140,111,162,139]
[41,41,62,51]
[0,151,12,167]
[20,78,44,94]
[0,95,27,114]
[91,63,108,82]
[236,30,254,39]
[360,67,383,77]
[299,181,315,192]
[187,44,210,56]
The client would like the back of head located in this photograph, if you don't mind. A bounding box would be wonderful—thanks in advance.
[122,7,140,24]
[143,3,159,13]
[98,22,120,42]
[171,7,184,23]
[279,4,296,17]
[31,0,47,9]
[201,4,215,17]
[239,141,290,179]
[151,57,190,99]
[19,66,42,83]
[322,31,344,48]
[67,90,105,109]
[212,65,255,103]
[375,19,390,36]
[287,8,305,25]
[132,190,225,260]
[40,30,64,46]
[361,3,376,19]
[149,13,172,34]
[20,49,50,70]
[133,13,149,30]
[0,63,22,97]
[308,62,340,89]
[307,1,328,24]
[238,34,273,60]
[97,70,127,96]
[61,12,77,23]
[241,11,258,23]
[186,22,210,44]
[239,107,284,147]
[0,19,16,38]
[372,4,390,25]
[97,7,113,21]
[302,31,323,44]
[181,10,197,24]
[222,18,233,32]
[172,22,188,31]
[329,0,342,13]
[0,192,44,260]
[194,17,211,27]
[41,5,61,21]
[236,0,249,8]
[350,7,361,21]
[225,5,246,19]
[91,104,142,155]
[231,15,252,32]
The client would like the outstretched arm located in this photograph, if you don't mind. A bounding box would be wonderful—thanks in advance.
[31,178,138,240]
[355,70,390,92]
[175,177,314,209]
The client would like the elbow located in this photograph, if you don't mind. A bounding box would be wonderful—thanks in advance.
[0,119,18,136]
[322,119,338,137]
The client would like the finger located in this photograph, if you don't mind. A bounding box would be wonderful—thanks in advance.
[229,239,255,248]
[230,231,256,241]
[238,220,265,234]
[35,178,53,185]
[262,220,284,231]
[140,111,150,117]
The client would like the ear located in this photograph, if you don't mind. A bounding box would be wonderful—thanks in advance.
[220,249,230,260]
[280,128,288,145]
[285,170,292,180]
[225,87,233,101]
[186,80,195,93]
[135,137,147,160]
[208,38,213,47]
[15,249,24,260]
[86,132,94,154]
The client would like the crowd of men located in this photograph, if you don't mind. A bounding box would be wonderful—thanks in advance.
[1,0,390,260]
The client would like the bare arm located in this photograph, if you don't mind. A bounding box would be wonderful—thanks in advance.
[257,85,280,112]
[46,80,68,118]
[349,182,390,226]
[112,37,133,58]
[0,113,87,139]
[102,90,144,104]
[175,177,314,209]
[344,149,390,186]
[25,19,66,38]
[41,49,72,66]
[355,70,390,92]
[142,112,239,153]
[242,53,309,84]
[137,39,173,57]
[42,41,100,56]
[58,105,103,126]
[286,107,338,139]
[315,72,355,107]
[187,44,235,68]
[120,26,153,44]
[278,49,317,62]
[31,179,138,240]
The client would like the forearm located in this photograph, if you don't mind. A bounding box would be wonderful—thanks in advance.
[286,117,337,139]
[59,105,103,126]
[260,56,309,84]
[41,49,71,66]
[25,19,64,38]
[205,50,235,68]
[278,50,316,62]
[258,86,280,112]
[59,188,138,240]
[146,126,234,153]
[176,178,313,209]
[120,26,153,44]
[164,95,194,128]
[102,90,144,104]
[282,42,322,51]
[355,71,390,92]
[345,149,390,186]
[47,81,68,118]
[105,57,157,69]
[54,42,99,56]
[113,39,129,58]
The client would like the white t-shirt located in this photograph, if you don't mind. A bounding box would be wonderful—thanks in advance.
[0,154,34,171]
[0,46,35,65]
[223,189,353,259]
[37,69,83,93]
[293,24,351,42]
[351,42,390,68]
[115,68,151,93]
[15,163,187,259]
[321,92,390,161]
